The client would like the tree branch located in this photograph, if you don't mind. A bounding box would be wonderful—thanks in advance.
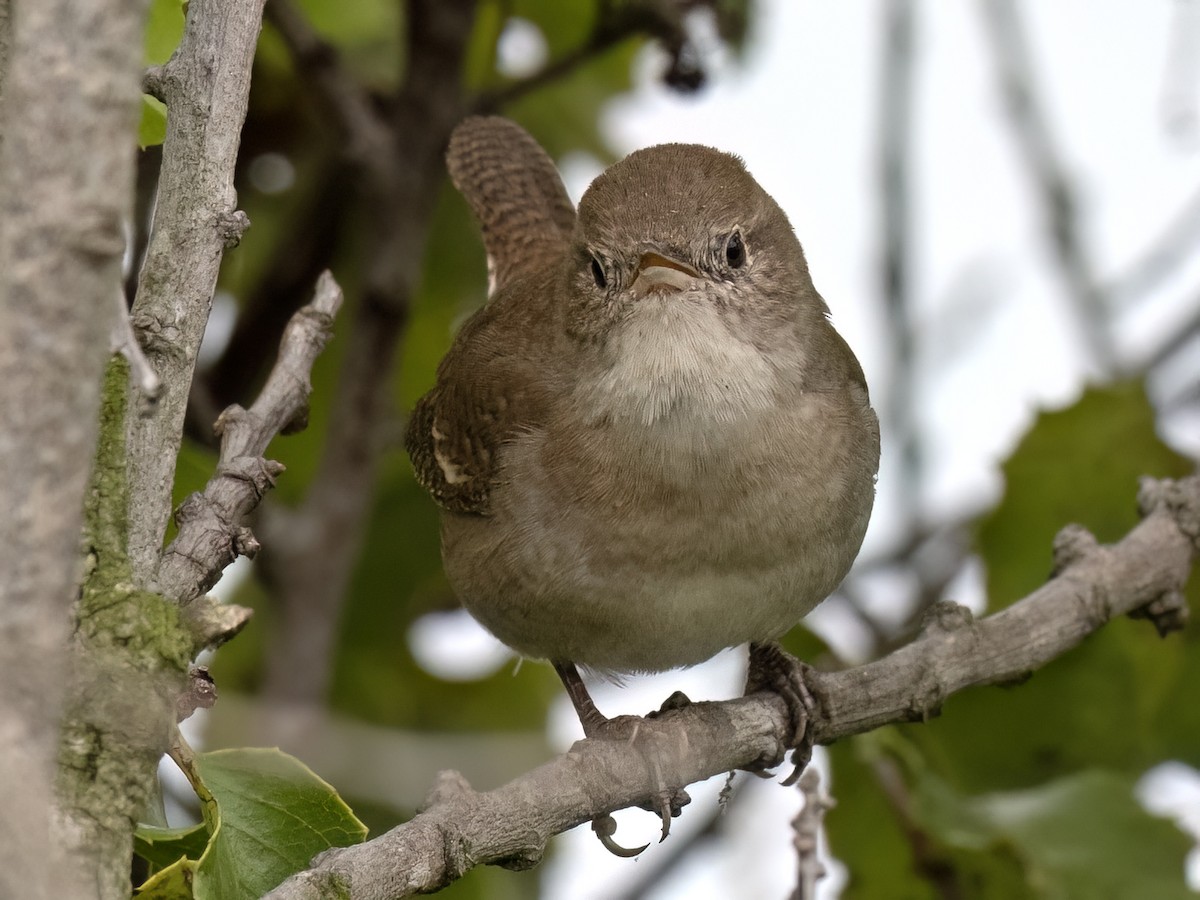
[877,0,921,518]
[157,272,343,625]
[0,0,147,894]
[265,474,1199,899]
[125,0,267,586]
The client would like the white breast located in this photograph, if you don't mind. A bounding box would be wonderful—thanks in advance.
[572,297,782,427]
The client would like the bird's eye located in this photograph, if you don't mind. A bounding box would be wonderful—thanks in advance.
[725,231,746,269]
[590,254,608,289]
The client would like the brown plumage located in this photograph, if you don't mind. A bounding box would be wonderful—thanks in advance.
[406,115,878,740]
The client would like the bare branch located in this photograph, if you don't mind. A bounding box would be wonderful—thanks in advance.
[125,0,268,586]
[156,272,343,612]
[1160,0,1200,144]
[265,474,1199,900]
[256,0,477,706]
[791,770,833,900]
[477,3,671,112]
[111,287,162,415]
[877,0,921,517]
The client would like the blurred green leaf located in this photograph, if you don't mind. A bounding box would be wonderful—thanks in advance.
[145,0,186,65]
[979,382,1191,610]
[919,769,1195,900]
[831,734,1194,899]
[192,748,367,899]
[827,739,947,900]
[139,96,169,150]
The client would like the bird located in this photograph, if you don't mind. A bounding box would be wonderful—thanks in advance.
[405,115,879,846]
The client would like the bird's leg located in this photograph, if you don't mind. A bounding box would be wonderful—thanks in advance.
[744,641,816,786]
[553,660,611,737]
[552,661,692,854]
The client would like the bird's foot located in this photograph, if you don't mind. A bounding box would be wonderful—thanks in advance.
[553,661,693,854]
[582,697,693,852]
[744,641,815,786]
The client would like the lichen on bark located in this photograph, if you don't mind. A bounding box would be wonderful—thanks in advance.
[56,355,194,897]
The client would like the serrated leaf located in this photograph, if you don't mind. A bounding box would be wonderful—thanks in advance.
[134,822,211,873]
[191,748,367,900]
[134,854,197,899]
[979,382,1191,610]
[139,96,169,150]
[909,382,1198,793]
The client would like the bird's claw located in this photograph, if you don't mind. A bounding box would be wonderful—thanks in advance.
[641,784,690,842]
[745,641,816,783]
[592,814,649,858]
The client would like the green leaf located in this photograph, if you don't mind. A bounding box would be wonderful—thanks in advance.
[830,736,1194,899]
[978,382,1191,610]
[909,382,1198,793]
[920,769,1195,900]
[145,0,186,65]
[134,854,197,899]
[139,95,169,150]
[827,739,944,900]
[134,822,211,873]
[191,748,367,899]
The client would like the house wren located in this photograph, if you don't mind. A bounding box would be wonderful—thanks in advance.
[407,115,879,792]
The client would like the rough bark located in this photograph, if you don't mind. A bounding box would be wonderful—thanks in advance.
[266,474,1199,900]
[41,0,269,894]
[126,0,267,586]
[0,0,149,895]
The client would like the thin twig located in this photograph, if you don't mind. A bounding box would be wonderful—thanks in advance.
[476,4,669,112]
[256,0,477,705]
[264,0,391,164]
[1105,184,1200,308]
[791,769,834,900]
[878,0,921,518]
[125,0,268,585]
[156,272,343,615]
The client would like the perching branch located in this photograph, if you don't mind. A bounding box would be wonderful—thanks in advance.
[125,0,267,586]
[157,272,343,625]
[266,474,1199,900]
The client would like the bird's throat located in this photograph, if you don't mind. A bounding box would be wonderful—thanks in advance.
[576,299,779,427]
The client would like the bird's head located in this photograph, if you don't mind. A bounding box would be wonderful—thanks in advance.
[563,144,830,425]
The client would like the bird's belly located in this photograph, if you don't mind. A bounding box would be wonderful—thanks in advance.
[441,406,875,673]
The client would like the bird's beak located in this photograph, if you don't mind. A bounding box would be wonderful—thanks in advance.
[630,252,701,297]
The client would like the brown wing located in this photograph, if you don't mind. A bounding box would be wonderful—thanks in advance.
[408,119,574,515]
